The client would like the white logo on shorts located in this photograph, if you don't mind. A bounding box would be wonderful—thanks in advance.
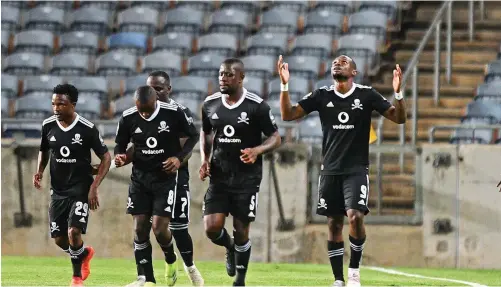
[50,222,60,233]
[127,197,134,209]
[318,198,327,209]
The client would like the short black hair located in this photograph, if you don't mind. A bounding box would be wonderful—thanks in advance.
[53,84,79,103]
[222,58,244,71]
[148,70,170,85]
[134,85,157,104]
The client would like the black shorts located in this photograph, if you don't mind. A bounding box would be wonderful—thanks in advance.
[127,170,180,218]
[49,196,89,238]
[316,173,370,217]
[203,177,261,223]
[169,174,191,230]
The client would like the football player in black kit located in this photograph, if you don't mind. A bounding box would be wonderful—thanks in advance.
[34,84,112,287]
[200,58,282,286]
[115,71,204,287]
[278,55,406,287]
[114,86,199,287]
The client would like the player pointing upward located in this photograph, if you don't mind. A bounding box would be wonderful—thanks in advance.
[278,55,406,287]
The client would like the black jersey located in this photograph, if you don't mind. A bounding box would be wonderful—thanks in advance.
[201,88,278,180]
[298,84,392,175]
[114,100,199,181]
[167,98,194,181]
[40,114,109,198]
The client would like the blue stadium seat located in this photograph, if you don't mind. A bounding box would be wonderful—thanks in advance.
[96,51,137,77]
[349,11,388,42]
[50,53,89,76]
[60,31,99,55]
[268,77,310,101]
[23,75,63,98]
[241,55,275,80]
[14,30,54,55]
[142,51,182,76]
[208,9,250,41]
[198,33,238,57]
[164,7,204,36]
[170,76,213,100]
[118,6,158,36]
[108,32,148,56]
[124,74,149,96]
[23,6,65,33]
[76,96,101,120]
[188,54,226,78]
[291,34,333,58]
[4,52,45,76]
[246,32,288,56]
[304,9,344,36]
[67,76,108,104]
[260,8,298,36]
[1,74,18,98]
[176,0,213,12]
[153,32,193,56]
[1,6,20,32]
[69,7,110,36]
[243,76,265,96]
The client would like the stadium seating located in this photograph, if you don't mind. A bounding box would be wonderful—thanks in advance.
[51,53,89,76]
[170,76,214,100]
[23,6,65,33]
[67,76,108,103]
[60,31,99,55]
[142,51,182,76]
[23,75,63,97]
[153,32,193,56]
[1,74,18,98]
[2,6,20,32]
[68,6,110,36]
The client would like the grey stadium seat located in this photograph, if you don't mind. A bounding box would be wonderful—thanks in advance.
[241,55,275,80]
[14,30,54,55]
[76,96,101,120]
[243,76,265,96]
[51,53,89,76]
[2,74,18,98]
[170,76,212,100]
[2,6,20,32]
[291,34,333,58]
[464,101,501,123]
[124,73,149,95]
[131,1,169,10]
[80,0,116,10]
[67,76,108,103]
[142,51,182,76]
[450,118,493,144]
[476,80,501,100]
[69,7,110,36]
[15,94,52,119]
[34,1,74,10]
[485,60,501,83]
[164,7,204,36]
[348,11,388,42]
[188,54,226,78]
[171,98,201,119]
[208,9,250,41]
[1,93,9,118]
[23,75,63,97]
[220,1,260,14]
[337,34,378,68]
[304,10,344,36]
[176,0,213,12]
[114,95,134,116]
[268,77,310,101]
[4,52,45,75]
[263,99,289,136]
[271,0,309,13]
[60,31,99,55]
[198,33,238,57]
[153,32,193,56]
[118,6,159,36]
[359,0,397,21]
[2,32,10,54]
[286,55,321,80]
[299,115,323,144]
[23,6,65,33]
[314,2,352,15]
[101,123,119,139]
[246,32,288,56]
[96,51,137,77]
[260,8,298,36]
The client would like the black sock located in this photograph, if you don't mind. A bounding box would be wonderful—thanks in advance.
[136,264,145,277]
[349,235,366,269]
[134,240,155,283]
[171,227,194,267]
[69,244,89,278]
[328,241,344,282]
[234,240,251,286]
[211,228,234,250]
[159,236,177,264]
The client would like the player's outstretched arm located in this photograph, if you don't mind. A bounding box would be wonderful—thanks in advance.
[277,55,307,121]
[381,64,407,124]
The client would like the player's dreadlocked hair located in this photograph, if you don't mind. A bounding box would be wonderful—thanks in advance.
[149,70,170,86]
[135,85,157,104]
[53,84,79,104]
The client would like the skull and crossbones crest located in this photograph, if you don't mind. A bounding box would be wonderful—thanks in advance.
[158,121,170,133]
[50,222,60,233]
[351,99,363,110]
[71,133,83,145]
[237,112,249,124]
[318,198,327,209]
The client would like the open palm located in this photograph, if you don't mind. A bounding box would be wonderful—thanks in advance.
[277,55,290,84]
[393,64,403,93]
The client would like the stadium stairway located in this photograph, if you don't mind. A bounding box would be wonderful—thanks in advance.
[366,1,501,215]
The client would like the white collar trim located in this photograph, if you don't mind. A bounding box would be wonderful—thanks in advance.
[221,88,247,110]
[57,113,80,132]
[333,83,356,99]
[139,101,160,121]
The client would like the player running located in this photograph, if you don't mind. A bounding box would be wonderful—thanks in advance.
[114,86,199,287]
[277,55,406,287]
[117,71,204,287]
[200,58,282,286]
[34,84,112,287]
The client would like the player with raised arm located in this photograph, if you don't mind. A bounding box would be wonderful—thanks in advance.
[277,55,406,287]
[200,58,282,286]
[34,84,111,287]
[117,71,204,287]
[114,86,199,287]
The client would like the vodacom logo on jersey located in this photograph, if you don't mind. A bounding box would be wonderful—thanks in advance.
[56,146,77,163]
[332,112,355,130]
[142,137,165,155]
[218,125,241,143]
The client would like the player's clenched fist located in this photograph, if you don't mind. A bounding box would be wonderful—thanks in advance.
[199,161,210,181]
[33,172,43,190]
[163,157,181,173]
[240,148,259,164]
[114,154,127,168]
[277,55,290,84]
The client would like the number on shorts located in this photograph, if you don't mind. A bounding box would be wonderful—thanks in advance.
[360,185,367,199]
[181,197,187,213]
[75,201,88,217]
[249,195,256,211]
[167,190,174,205]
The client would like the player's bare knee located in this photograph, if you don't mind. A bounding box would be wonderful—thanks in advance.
[233,219,250,244]
[67,227,81,240]
[54,236,69,249]
[327,217,344,236]
[152,222,170,239]
[347,211,364,227]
